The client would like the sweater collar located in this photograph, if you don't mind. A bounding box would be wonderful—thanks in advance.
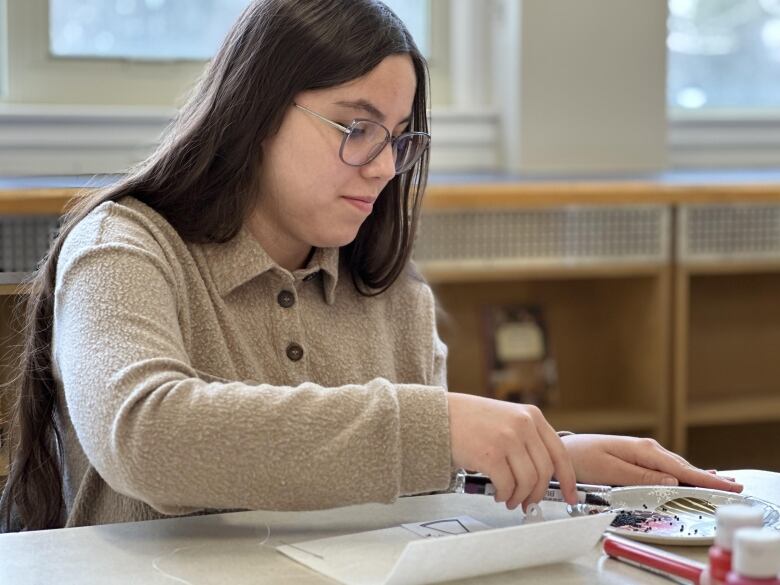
[203,227,340,304]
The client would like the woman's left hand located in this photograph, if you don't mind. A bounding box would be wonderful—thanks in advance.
[561,434,743,492]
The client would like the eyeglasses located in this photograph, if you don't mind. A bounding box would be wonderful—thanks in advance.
[294,103,430,175]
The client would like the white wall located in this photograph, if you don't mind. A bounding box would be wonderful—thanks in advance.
[494,0,668,174]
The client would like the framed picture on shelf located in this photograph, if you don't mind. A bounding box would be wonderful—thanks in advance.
[481,304,558,408]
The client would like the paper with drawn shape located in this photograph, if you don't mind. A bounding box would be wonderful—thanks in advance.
[400,515,490,538]
[277,511,613,585]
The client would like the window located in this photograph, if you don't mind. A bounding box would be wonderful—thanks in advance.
[387,0,430,55]
[667,0,780,169]
[50,0,250,61]
[1,0,463,176]
[3,0,434,105]
[49,0,429,62]
[668,0,780,110]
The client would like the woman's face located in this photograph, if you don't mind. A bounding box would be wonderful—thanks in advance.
[249,53,417,270]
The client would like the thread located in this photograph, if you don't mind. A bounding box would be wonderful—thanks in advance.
[150,522,271,584]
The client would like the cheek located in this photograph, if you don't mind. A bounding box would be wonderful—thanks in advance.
[266,131,343,192]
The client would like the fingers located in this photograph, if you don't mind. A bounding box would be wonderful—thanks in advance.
[635,438,693,472]
[447,394,578,510]
[494,408,573,510]
[518,438,555,511]
[531,410,578,505]
[486,458,519,504]
[624,438,744,492]
[595,454,680,486]
[707,469,737,482]
[505,449,538,510]
[671,465,744,493]
[657,449,738,486]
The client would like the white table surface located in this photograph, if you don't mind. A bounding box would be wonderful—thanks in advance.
[1,469,777,585]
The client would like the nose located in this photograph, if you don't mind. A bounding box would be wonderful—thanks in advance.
[361,141,396,182]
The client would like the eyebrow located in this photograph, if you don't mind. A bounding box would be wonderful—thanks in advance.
[333,99,412,126]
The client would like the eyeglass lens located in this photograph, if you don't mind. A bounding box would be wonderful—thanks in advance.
[341,120,428,173]
[393,134,427,173]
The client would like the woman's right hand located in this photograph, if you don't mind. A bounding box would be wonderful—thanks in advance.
[447,392,578,511]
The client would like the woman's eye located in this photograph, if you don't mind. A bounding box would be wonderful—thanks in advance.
[349,127,367,139]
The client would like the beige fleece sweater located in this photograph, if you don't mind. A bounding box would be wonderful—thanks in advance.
[52,196,452,527]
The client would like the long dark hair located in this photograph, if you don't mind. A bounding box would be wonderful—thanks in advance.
[1,0,429,532]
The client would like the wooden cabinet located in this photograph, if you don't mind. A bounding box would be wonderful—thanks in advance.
[432,271,671,440]
[673,204,780,471]
[1,177,779,473]
[414,202,672,443]
[0,291,23,486]
[416,183,780,471]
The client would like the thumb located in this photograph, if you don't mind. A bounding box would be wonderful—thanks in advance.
[641,472,679,487]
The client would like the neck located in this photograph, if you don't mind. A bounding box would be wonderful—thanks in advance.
[244,214,313,271]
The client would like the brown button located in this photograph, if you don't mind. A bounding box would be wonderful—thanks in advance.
[303,271,318,282]
[286,343,304,362]
[277,290,295,308]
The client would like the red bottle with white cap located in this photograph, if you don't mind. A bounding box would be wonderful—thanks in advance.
[701,505,765,585]
[725,527,780,584]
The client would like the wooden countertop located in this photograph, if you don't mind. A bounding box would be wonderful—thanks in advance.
[3,170,780,214]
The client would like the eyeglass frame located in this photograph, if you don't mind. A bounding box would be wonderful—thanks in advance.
[293,102,430,174]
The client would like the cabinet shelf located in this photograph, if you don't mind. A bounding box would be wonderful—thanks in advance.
[420,261,665,284]
[687,396,780,427]
[0,282,29,296]
[683,260,780,276]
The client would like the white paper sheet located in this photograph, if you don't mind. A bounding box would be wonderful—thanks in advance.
[400,516,491,538]
[277,512,613,585]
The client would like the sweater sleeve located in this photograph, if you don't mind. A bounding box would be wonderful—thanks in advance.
[430,297,449,390]
[53,211,452,516]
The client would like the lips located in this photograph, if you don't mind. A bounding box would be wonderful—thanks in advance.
[342,195,376,214]
[343,195,376,204]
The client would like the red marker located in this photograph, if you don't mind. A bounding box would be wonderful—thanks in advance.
[604,535,706,584]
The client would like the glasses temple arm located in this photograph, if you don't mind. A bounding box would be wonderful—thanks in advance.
[293,103,351,134]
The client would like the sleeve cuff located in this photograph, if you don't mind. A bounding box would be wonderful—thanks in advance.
[396,385,452,495]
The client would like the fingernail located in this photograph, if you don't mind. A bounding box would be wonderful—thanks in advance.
[662,477,678,486]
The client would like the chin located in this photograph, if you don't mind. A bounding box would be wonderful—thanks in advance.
[312,230,361,249]
[317,220,368,247]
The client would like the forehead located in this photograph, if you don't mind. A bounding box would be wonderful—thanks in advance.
[308,54,417,122]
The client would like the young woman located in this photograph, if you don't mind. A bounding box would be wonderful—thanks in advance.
[0,0,740,532]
